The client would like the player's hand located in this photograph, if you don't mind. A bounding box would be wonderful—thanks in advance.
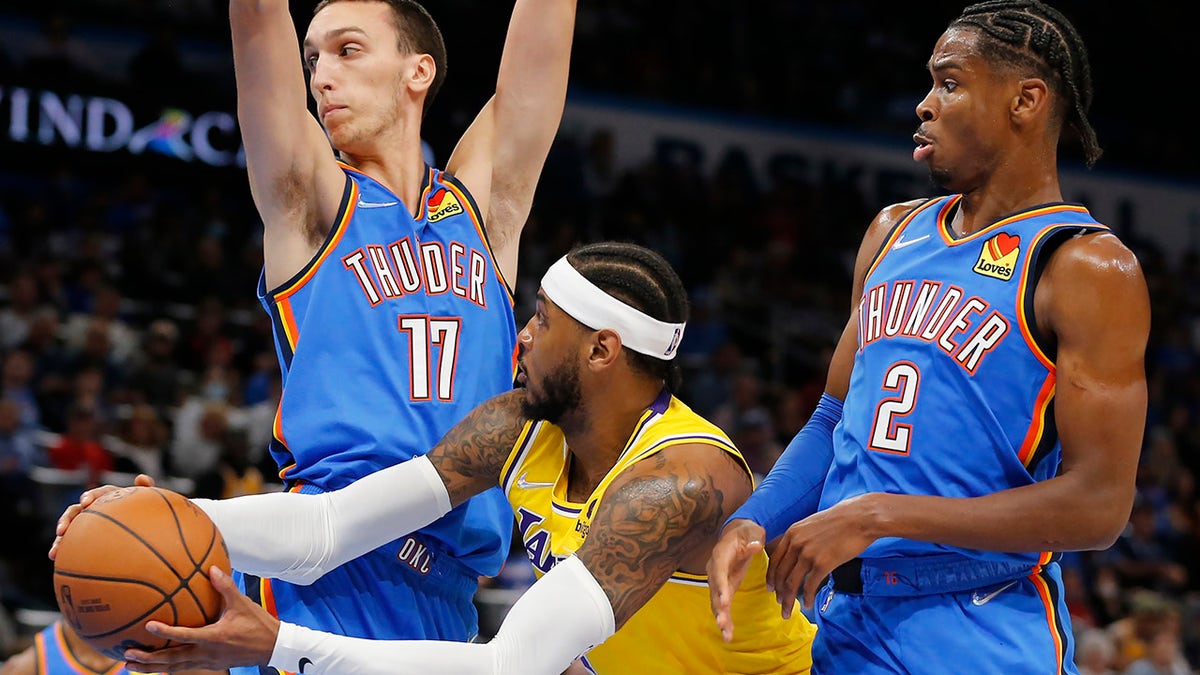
[766,494,880,618]
[49,474,156,560]
[124,566,279,672]
[707,518,765,643]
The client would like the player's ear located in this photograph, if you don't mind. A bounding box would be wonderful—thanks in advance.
[408,53,436,96]
[1012,77,1049,126]
[588,330,623,371]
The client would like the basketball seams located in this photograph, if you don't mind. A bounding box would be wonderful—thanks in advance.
[54,486,229,657]
[71,509,184,583]
[156,488,226,625]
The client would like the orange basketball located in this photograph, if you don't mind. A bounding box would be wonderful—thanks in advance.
[52,486,231,659]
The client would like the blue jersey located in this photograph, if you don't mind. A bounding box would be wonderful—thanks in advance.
[823,196,1108,567]
[32,622,136,675]
[257,163,517,576]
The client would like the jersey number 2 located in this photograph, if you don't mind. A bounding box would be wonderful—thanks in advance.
[398,315,461,401]
[868,361,919,455]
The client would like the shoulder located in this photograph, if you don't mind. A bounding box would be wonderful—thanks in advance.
[1038,231,1149,338]
[0,644,37,675]
[608,441,752,515]
[1041,230,1146,302]
[1046,230,1142,276]
[861,199,929,252]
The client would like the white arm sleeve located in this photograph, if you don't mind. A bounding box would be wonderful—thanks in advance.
[191,455,452,585]
[268,555,616,675]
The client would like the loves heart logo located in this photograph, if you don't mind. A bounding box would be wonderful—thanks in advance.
[427,188,464,223]
[974,232,1020,281]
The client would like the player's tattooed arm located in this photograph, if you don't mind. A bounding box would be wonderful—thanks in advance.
[576,445,752,628]
[426,389,530,506]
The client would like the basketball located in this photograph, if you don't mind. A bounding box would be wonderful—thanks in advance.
[52,486,231,659]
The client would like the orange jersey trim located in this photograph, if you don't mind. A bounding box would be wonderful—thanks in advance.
[1017,374,1056,467]
[937,202,1093,247]
[1031,572,1067,674]
[439,177,515,306]
[43,623,126,675]
[863,199,939,284]
[1016,225,1064,370]
[268,180,359,303]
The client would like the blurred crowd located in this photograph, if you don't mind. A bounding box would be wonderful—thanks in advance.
[1,2,1198,673]
[1,1,1193,180]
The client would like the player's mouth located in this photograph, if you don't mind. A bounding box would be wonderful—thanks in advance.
[913,132,934,162]
[320,104,348,121]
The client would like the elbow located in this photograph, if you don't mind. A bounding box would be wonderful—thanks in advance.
[1073,504,1132,552]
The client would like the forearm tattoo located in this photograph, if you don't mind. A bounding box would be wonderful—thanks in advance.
[426,390,528,504]
[578,452,732,627]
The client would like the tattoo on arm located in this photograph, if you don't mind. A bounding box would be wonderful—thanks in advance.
[427,390,528,505]
[577,451,739,628]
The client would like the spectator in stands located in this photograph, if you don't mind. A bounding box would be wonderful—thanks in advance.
[46,403,113,487]
[1125,602,1191,675]
[0,272,43,350]
[169,399,229,481]
[1075,627,1118,675]
[1,350,41,433]
[60,285,138,367]
[124,318,187,414]
[0,398,39,506]
[1102,495,1189,593]
[105,403,169,479]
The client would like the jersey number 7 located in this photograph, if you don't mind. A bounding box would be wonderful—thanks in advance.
[398,315,461,402]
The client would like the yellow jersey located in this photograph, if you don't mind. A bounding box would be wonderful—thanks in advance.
[499,391,814,674]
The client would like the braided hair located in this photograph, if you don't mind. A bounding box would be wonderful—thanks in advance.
[566,242,690,392]
[952,1,1102,166]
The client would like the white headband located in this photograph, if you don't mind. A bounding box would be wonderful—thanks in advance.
[540,257,686,360]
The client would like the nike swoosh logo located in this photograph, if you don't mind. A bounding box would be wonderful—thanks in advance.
[357,200,399,209]
[298,657,313,673]
[892,234,930,250]
[971,580,1018,606]
[516,472,555,490]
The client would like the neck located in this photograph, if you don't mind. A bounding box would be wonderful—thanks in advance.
[952,156,1062,236]
[560,378,665,497]
[339,118,428,218]
[61,624,118,672]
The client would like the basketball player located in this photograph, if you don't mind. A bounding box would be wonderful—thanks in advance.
[59,244,815,674]
[0,620,223,675]
[219,0,573,664]
[707,2,1149,673]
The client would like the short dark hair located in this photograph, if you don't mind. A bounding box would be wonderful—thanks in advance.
[313,0,447,115]
[952,0,1101,166]
[566,242,690,392]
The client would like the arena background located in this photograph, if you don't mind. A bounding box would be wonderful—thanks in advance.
[0,2,1196,672]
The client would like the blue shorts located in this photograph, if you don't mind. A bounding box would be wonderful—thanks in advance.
[230,532,480,675]
[812,557,1077,674]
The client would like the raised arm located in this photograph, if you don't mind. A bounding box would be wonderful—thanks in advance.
[447,0,576,283]
[230,0,346,287]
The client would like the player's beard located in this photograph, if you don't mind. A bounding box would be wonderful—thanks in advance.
[520,357,582,425]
